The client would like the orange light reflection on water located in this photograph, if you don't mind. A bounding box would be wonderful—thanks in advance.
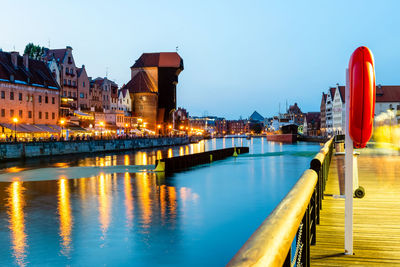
[7,181,27,267]
[98,174,112,239]
[124,172,134,228]
[58,178,73,257]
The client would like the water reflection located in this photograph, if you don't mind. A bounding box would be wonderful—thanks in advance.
[58,178,73,257]
[7,181,27,267]
[98,173,112,240]
[0,138,322,266]
[136,172,152,228]
[124,172,134,228]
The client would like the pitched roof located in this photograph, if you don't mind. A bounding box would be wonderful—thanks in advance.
[118,87,129,98]
[131,52,183,69]
[249,111,264,121]
[0,51,59,89]
[338,86,345,102]
[376,85,400,102]
[329,87,336,99]
[305,112,321,123]
[122,70,157,93]
[43,48,67,62]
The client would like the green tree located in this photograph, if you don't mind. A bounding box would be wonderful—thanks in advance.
[24,43,46,60]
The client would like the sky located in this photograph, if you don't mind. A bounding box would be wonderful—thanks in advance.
[1,0,400,119]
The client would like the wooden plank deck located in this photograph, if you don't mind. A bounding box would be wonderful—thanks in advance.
[311,151,400,266]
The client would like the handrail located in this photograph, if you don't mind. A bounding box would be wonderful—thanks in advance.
[228,137,335,267]
[227,169,317,267]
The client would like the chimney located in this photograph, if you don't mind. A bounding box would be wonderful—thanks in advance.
[10,51,19,68]
[23,54,29,70]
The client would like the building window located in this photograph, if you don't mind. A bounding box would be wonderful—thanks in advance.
[64,91,67,97]
[73,92,76,97]
[1,109,4,117]
[39,95,42,103]
[68,80,71,86]
[10,109,14,117]
[70,69,73,74]
[52,97,55,104]
[26,95,29,102]
[28,111,32,118]
[10,92,14,100]
[45,96,48,103]
[52,112,55,119]
[18,93,22,101]
[19,110,22,118]
[73,81,76,86]
[66,67,69,74]
[80,93,84,98]
[64,79,67,85]
[39,112,42,119]
[30,96,33,102]
[68,92,71,97]
[83,82,85,87]
[1,91,4,99]
[45,112,48,119]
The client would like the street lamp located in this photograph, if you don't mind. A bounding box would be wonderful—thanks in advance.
[125,123,129,135]
[99,121,105,139]
[12,117,18,142]
[60,119,65,139]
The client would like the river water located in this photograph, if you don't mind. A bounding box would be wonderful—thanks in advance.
[0,138,321,266]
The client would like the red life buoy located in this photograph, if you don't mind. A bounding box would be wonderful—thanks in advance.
[348,46,376,148]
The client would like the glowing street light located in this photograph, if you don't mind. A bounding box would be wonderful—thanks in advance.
[12,117,18,142]
[99,121,105,139]
[60,119,65,139]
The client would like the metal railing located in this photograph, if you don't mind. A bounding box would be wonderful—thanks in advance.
[228,137,334,267]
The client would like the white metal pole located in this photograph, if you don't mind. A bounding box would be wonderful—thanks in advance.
[345,68,354,255]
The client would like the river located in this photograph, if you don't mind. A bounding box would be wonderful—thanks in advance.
[0,137,321,266]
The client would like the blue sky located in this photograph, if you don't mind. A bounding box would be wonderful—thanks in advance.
[1,0,399,119]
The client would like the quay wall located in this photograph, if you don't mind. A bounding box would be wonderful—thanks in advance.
[0,137,189,160]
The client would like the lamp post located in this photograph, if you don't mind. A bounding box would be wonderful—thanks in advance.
[99,121,105,139]
[12,117,18,142]
[60,119,65,140]
[125,123,129,136]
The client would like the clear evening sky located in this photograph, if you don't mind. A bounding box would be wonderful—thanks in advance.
[1,0,399,119]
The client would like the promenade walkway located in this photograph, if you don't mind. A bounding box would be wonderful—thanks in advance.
[311,149,400,266]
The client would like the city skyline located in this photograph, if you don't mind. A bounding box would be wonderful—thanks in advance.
[2,0,400,119]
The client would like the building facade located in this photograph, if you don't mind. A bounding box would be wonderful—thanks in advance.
[43,46,79,116]
[0,51,60,126]
[320,93,327,136]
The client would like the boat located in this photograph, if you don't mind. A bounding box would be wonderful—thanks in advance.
[266,124,298,143]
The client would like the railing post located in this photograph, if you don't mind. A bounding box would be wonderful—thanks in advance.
[311,188,317,245]
[300,206,310,267]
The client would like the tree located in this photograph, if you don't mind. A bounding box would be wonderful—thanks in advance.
[24,43,46,60]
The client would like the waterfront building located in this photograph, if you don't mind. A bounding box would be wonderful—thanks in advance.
[287,103,305,125]
[215,118,228,134]
[320,93,327,136]
[117,87,132,114]
[0,51,60,133]
[332,85,345,134]
[375,85,400,117]
[249,111,264,123]
[174,107,189,131]
[122,70,158,132]
[303,112,321,136]
[76,65,90,111]
[91,77,118,112]
[227,120,250,134]
[325,87,335,135]
[43,46,79,117]
[89,78,103,112]
[129,52,184,129]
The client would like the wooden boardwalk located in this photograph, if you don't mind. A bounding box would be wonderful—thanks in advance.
[311,150,400,266]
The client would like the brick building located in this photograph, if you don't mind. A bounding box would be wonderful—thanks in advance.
[0,51,60,128]
[43,46,78,116]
